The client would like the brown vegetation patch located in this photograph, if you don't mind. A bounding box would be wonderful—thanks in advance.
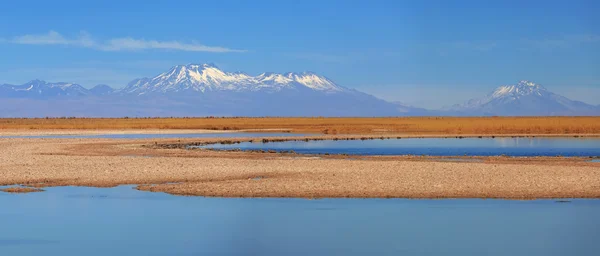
[1,186,45,193]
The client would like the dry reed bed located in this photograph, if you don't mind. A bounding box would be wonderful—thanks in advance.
[1,117,599,135]
[0,186,45,193]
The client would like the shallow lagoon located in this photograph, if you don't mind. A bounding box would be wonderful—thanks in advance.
[203,137,600,157]
[1,186,599,256]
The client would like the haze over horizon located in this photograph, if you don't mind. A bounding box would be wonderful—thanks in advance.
[1,0,599,109]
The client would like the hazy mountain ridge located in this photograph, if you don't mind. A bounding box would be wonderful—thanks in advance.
[0,79,90,98]
[89,84,115,96]
[0,65,597,117]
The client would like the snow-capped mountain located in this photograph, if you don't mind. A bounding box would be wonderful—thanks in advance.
[121,64,344,95]
[113,64,398,116]
[450,80,599,116]
[0,79,89,98]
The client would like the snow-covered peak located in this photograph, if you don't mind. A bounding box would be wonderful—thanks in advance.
[284,72,343,91]
[518,80,539,87]
[186,63,218,69]
[256,72,294,84]
[122,64,255,94]
[167,64,252,83]
[491,80,547,98]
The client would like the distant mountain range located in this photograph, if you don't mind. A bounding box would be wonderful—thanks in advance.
[0,64,598,117]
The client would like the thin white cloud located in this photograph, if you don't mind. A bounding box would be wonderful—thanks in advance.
[3,30,245,53]
[10,30,68,45]
[99,37,245,52]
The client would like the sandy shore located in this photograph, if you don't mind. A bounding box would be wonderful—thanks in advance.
[0,136,598,199]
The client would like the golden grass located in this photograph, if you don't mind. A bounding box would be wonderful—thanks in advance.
[1,116,599,134]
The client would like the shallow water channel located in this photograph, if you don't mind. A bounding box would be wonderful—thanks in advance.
[201,137,600,157]
[0,186,599,255]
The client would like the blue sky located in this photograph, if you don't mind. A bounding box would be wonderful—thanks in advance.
[0,0,598,108]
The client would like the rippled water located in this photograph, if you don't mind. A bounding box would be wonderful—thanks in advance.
[0,186,599,256]
[0,132,306,139]
[201,137,600,157]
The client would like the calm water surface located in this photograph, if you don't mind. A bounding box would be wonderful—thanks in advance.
[1,186,599,256]
[202,137,600,157]
[0,132,306,139]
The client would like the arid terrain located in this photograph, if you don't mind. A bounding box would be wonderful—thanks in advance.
[1,127,599,198]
